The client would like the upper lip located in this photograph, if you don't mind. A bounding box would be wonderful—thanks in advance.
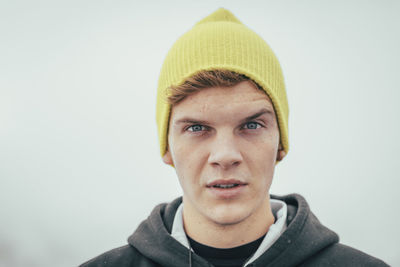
[206,179,248,187]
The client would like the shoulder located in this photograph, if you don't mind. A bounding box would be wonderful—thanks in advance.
[79,245,160,267]
[301,243,389,267]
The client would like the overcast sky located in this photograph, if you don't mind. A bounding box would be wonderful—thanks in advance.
[1,0,399,266]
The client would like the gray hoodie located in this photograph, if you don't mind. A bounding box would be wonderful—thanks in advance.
[80,194,388,267]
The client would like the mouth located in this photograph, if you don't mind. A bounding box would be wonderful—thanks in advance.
[206,179,247,199]
[206,179,248,189]
[211,184,241,189]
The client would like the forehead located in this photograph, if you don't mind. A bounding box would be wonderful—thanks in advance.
[170,81,275,119]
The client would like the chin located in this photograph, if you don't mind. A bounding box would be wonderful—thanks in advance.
[207,204,250,226]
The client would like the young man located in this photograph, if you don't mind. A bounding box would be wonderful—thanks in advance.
[81,8,388,267]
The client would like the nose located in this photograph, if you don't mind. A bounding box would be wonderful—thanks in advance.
[208,131,243,169]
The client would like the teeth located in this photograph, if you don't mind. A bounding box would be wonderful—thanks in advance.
[213,184,238,189]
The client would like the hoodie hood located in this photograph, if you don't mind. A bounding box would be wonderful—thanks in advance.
[128,198,208,266]
[128,194,339,267]
[254,194,339,266]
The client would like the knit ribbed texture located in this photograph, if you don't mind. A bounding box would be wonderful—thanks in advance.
[156,8,289,160]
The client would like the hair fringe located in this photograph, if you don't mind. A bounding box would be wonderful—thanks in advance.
[167,70,261,105]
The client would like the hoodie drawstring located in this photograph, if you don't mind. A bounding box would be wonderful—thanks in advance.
[189,247,192,267]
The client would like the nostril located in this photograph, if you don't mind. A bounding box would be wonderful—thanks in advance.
[210,159,241,169]
[232,161,240,166]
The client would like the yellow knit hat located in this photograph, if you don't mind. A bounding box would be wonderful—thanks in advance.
[156,8,289,159]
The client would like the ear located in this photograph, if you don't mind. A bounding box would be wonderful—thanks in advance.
[162,149,174,165]
[276,144,286,161]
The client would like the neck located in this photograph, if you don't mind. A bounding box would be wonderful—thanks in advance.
[182,197,274,248]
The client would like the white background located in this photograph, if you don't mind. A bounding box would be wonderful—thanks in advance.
[1,0,399,266]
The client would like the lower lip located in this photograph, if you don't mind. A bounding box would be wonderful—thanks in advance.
[207,185,247,199]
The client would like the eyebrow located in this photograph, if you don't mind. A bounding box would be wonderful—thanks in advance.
[174,118,209,125]
[239,108,274,123]
[174,108,274,125]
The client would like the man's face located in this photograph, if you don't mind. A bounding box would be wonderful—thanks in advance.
[163,81,281,226]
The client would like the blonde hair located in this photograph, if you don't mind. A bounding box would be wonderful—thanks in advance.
[167,69,265,105]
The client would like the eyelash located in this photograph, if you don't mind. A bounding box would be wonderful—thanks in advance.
[187,125,207,132]
[242,122,263,130]
[186,122,264,133]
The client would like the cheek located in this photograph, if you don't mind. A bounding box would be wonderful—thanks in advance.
[171,143,199,180]
[172,144,210,194]
[250,136,279,172]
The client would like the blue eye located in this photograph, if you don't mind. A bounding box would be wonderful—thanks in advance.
[188,125,205,132]
[244,122,261,129]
